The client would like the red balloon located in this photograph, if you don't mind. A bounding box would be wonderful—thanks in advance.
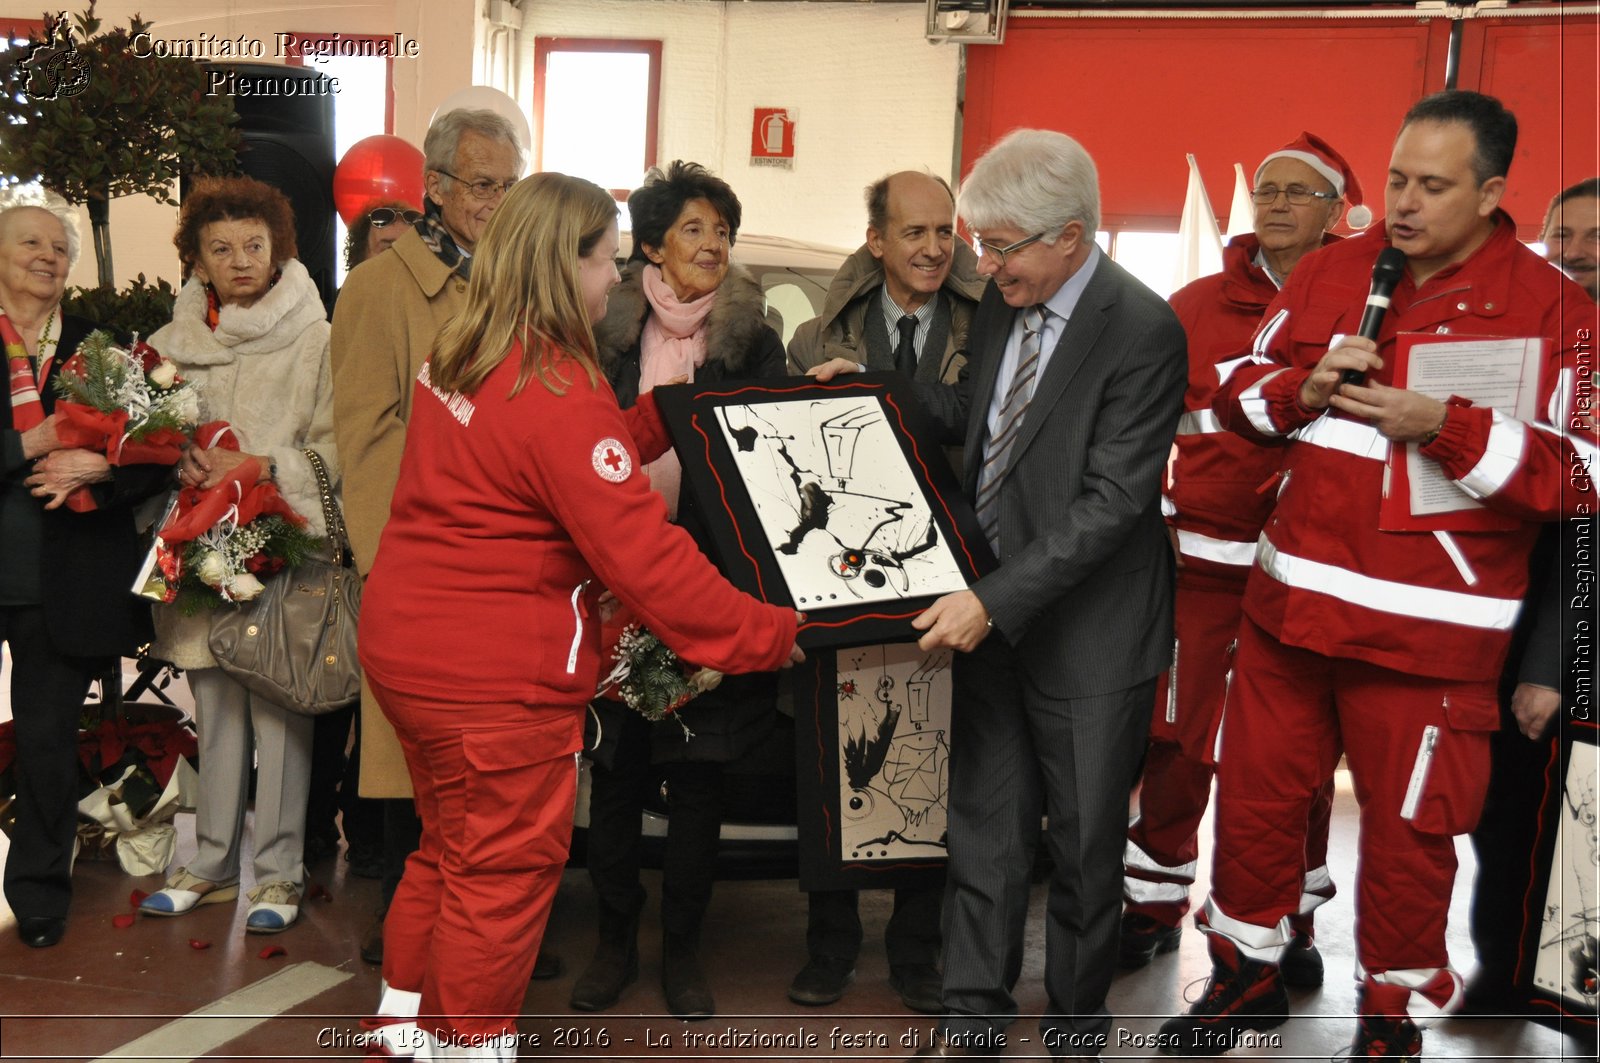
[333,135,425,224]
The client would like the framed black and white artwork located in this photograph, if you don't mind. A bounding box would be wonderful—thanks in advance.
[654,373,993,648]
[792,642,952,891]
[1532,735,1600,1014]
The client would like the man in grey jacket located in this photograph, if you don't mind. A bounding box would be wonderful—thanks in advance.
[784,170,981,1015]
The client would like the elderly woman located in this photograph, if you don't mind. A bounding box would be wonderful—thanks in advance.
[357,171,797,1061]
[571,161,786,1020]
[137,176,337,935]
[1,202,166,949]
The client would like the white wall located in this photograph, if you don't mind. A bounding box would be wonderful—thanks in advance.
[521,0,961,251]
[18,0,482,289]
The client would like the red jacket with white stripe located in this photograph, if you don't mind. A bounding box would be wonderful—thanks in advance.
[359,342,797,704]
[1167,235,1334,588]
[1213,217,1596,681]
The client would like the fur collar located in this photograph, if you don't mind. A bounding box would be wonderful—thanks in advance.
[158,259,327,365]
[595,261,769,378]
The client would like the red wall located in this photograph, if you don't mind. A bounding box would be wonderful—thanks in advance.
[962,10,1597,239]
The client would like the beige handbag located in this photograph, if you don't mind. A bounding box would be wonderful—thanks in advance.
[207,450,361,715]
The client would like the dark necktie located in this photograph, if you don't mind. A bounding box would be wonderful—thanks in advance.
[974,305,1047,554]
[894,316,919,377]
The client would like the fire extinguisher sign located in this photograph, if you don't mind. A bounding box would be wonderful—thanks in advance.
[751,108,795,168]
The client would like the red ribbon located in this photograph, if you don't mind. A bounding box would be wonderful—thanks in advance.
[156,421,305,548]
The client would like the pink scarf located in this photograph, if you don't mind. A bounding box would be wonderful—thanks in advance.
[639,265,717,517]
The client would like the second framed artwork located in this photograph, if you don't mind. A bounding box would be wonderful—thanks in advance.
[653,373,994,648]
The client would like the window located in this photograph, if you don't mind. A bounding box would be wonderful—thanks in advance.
[533,38,660,198]
[285,33,395,284]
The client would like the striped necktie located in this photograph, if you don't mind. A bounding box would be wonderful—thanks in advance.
[974,305,1046,554]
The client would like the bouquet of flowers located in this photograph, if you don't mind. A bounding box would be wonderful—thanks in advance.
[140,423,323,612]
[597,609,723,735]
[51,331,199,512]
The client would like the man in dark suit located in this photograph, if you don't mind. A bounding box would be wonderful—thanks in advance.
[810,128,1187,1060]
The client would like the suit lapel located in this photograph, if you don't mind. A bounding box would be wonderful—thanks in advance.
[963,295,1016,487]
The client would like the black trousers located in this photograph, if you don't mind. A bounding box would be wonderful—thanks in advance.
[585,709,722,940]
[806,883,943,968]
[1,606,99,920]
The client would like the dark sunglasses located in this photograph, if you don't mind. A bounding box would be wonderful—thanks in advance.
[368,207,423,229]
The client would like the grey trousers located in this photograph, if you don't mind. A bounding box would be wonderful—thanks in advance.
[940,639,1154,1048]
[186,667,313,890]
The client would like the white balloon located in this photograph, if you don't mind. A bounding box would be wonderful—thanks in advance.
[429,86,532,156]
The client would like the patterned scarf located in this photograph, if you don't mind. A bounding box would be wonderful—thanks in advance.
[2,306,60,432]
[416,200,471,281]
[638,265,717,518]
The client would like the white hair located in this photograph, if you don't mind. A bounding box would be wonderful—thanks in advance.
[0,186,82,267]
[957,129,1100,242]
[423,108,526,181]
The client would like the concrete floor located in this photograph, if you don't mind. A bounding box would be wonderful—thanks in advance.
[0,661,1591,1060]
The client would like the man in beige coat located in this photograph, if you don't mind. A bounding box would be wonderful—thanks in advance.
[329,107,531,973]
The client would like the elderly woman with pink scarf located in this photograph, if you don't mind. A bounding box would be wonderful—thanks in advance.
[576,161,784,1022]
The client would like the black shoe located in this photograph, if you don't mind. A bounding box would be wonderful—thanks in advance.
[1157,935,1288,1056]
[889,963,943,1014]
[530,948,563,981]
[1348,1012,1424,1060]
[17,916,65,949]
[346,844,384,880]
[359,914,385,965]
[1118,912,1182,969]
[663,935,715,1020]
[1349,981,1425,1060]
[570,944,638,1011]
[787,956,856,1006]
[1279,931,1324,988]
[302,832,339,866]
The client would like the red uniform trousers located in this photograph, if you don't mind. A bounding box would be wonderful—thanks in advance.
[1203,618,1493,1016]
[1126,576,1335,929]
[371,675,581,1042]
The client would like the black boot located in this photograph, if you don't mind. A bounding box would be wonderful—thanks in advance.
[662,931,714,1020]
[1158,934,1288,1056]
[569,908,639,1011]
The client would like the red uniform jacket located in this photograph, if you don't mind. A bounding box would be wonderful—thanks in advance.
[359,342,797,704]
[1167,235,1333,588]
[1213,216,1596,682]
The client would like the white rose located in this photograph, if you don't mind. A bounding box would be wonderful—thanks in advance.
[227,572,265,601]
[196,550,228,587]
[148,359,178,389]
[175,387,201,424]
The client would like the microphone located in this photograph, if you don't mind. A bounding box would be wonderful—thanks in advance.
[1340,247,1407,386]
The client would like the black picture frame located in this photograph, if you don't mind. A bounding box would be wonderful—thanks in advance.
[654,372,994,649]
[1528,729,1600,1022]
[792,643,951,891]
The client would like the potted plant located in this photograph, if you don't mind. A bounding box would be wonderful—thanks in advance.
[0,2,239,333]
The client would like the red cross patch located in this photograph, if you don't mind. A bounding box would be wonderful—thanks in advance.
[591,438,632,482]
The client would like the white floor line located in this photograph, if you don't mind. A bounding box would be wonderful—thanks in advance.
[89,960,352,1063]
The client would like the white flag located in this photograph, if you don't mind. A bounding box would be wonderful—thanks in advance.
[1226,162,1254,238]
[1173,153,1223,290]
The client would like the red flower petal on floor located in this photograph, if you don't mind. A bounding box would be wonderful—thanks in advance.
[188,939,211,950]
[258,945,287,959]
[112,914,135,928]
[129,889,149,907]
[308,882,331,901]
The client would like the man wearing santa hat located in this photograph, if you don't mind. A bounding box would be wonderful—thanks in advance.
[1119,132,1364,983]
[1159,90,1595,1060]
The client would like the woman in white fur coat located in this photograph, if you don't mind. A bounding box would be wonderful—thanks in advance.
[138,177,338,935]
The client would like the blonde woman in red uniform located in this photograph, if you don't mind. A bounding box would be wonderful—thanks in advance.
[356,171,802,1061]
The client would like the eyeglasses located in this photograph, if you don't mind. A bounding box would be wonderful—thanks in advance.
[975,231,1046,267]
[436,169,517,201]
[368,208,422,229]
[1250,185,1339,206]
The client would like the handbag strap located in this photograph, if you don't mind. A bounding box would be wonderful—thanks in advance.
[303,449,351,566]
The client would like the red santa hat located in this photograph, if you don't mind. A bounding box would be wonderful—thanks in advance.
[1255,131,1372,229]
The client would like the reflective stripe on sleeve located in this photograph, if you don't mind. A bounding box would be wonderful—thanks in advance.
[1177,529,1258,567]
[1455,411,1525,499]
[1292,415,1390,462]
[1256,538,1520,630]
[1239,368,1292,435]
